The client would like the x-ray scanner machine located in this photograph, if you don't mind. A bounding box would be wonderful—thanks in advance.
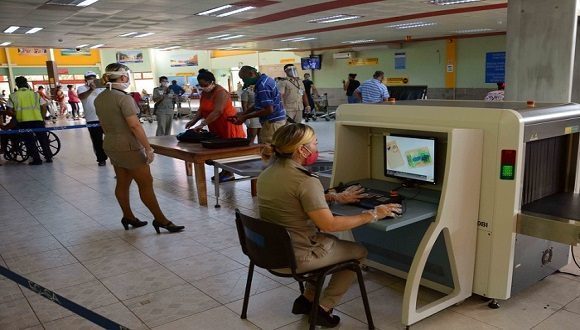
[330,101,580,326]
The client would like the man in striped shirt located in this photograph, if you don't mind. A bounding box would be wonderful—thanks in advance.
[354,71,389,104]
[235,66,286,143]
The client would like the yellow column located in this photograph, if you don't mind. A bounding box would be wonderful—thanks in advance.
[445,38,457,88]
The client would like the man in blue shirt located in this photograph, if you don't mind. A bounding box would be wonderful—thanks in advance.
[234,66,286,143]
[355,71,389,104]
[169,80,185,109]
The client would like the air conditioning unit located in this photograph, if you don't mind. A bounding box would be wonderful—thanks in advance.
[333,52,356,59]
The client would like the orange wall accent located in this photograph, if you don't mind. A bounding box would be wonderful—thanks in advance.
[211,50,258,58]
[0,49,7,64]
[445,38,457,88]
[54,49,101,65]
[8,48,48,65]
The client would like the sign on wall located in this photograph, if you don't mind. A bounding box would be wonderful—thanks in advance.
[60,48,91,56]
[485,52,506,83]
[170,54,198,67]
[17,48,47,56]
[348,58,379,66]
[394,52,406,70]
[116,50,144,64]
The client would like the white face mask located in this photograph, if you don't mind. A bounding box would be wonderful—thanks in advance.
[106,82,130,90]
[161,81,169,87]
[202,84,215,93]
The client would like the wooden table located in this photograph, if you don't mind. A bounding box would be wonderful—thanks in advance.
[148,135,262,206]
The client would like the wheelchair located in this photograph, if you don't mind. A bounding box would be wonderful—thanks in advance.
[3,131,61,163]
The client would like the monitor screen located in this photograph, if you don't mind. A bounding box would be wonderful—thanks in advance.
[301,56,322,70]
[384,134,436,184]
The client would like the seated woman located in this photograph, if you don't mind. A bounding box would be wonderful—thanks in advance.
[257,123,401,328]
[185,69,246,182]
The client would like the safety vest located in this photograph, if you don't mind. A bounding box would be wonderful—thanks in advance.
[9,88,43,122]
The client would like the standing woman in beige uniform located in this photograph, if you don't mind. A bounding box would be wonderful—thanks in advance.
[95,63,184,234]
[258,123,401,328]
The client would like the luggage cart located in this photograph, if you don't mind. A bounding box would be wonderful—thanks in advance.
[305,93,331,121]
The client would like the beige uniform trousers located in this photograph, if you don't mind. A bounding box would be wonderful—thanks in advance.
[259,119,287,144]
[296,234,368,308]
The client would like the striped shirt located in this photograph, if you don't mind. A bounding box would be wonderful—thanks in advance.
[356,78,389,104]
[254,74,286,123]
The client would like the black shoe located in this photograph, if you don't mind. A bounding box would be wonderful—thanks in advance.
[314,306,340,328]
[292,295,312,315]
[152,220,184,234]
[121,217,148,230]
[98,161,106,166]
[28,160,42,165]
[45,158,53,163]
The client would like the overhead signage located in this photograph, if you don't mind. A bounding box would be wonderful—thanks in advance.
[394,52,406,70]
[387,77,409,85]
[17,48,47,56]
[348,58,379,66]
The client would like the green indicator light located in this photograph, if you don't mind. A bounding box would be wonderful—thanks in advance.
[500,165,515,180]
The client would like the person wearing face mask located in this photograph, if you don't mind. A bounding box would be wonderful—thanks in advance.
[77,71,108,166]
[152,76,175,136]
[185,69,246,182]
[302,73,318,111]
[95,63,185,234]
[233,66,286,144]
[258,123,402,328]
[354,70,389,104]
[277,64,310,123]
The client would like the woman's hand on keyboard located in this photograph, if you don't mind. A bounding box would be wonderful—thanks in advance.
[375,203,403,219]
[332,185,368,204]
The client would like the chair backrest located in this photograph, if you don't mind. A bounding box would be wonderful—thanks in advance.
[235,209,297,271]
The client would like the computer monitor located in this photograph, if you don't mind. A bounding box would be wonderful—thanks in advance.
[301,56,322,70]
[384,134,436,184]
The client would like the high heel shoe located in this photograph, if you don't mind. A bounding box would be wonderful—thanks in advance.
[152,220,185,234]
[121,217,148,230]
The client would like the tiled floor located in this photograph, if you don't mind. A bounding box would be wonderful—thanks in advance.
[0,118,580,329]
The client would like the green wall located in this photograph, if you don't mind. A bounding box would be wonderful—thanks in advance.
[312,35,506,89]
[456,35,506,88]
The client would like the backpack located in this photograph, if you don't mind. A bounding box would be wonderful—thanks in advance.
[175,129,218,143]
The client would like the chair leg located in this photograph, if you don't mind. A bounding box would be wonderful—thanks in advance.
[309,276,325,330]
[298,281,305,294]
[355,266,375,329]
[241,262,255,319]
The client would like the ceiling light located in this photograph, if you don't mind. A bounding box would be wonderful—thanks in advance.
[119,32,139,37]
[90,44,104,48]
[387,22,437,29]
[281,37,317,42]
[220,35,245,40]
[308,14,362,24]
[25,27,43,34]
[76,0,99,6]
[208,34,231,40]
[429,0,480,5]
[161,46,181,50]
[453,28,494,33]
[134,32,154,38]
[196,5,233,16]
[76,44,89,48]
[3,26,19,34]
[272,48,298,51]
[0,42,11,46]
[216,6,255,17]
[342,39,375,44]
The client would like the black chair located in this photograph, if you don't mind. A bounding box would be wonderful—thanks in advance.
[234,209,375,330]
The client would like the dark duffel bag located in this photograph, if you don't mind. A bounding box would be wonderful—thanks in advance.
[175,129,218,143]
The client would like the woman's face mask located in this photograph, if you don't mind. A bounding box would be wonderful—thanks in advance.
[302,145,319,166]
[202,83,215,93]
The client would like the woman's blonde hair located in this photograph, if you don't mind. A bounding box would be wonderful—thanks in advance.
[262,123,316,162]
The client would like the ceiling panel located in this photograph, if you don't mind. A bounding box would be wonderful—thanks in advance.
[0,0,507,51]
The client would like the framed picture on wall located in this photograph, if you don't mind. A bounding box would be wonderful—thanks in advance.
[169,54,198,67]
[116,50,144,63]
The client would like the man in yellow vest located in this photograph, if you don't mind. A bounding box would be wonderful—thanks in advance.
[6,76,52,165]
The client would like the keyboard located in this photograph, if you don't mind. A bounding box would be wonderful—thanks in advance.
[352,187,405,212]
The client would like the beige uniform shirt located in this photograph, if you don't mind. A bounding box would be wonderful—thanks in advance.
[258,158,332,261]
[94,89,142,152]
[277,78,305,112]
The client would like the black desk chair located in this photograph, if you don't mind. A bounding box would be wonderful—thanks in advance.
[234,209,375,330]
